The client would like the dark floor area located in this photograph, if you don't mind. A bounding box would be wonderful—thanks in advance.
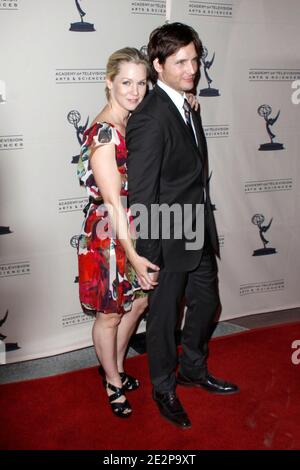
[1,308,299,384]
[227,307,300,329]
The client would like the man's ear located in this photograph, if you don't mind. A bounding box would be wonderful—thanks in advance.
[153,58,163,74]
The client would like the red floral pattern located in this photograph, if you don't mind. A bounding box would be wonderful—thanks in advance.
[77,122,143,315]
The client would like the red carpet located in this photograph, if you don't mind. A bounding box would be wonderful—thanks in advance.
[1,322,300,450]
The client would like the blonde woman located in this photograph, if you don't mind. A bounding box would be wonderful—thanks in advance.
[77,47,199,418]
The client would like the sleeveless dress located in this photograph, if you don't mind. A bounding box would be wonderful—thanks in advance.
[77,122,145,316]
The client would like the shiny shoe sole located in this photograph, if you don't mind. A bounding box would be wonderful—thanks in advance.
[177,379,240,395]
[112,411,133,418]
[154,402,192,429]
[158,411,192,429]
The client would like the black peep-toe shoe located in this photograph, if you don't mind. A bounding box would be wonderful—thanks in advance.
[119,372,140,391]
[103,380,132,418]
[98,366,139,392]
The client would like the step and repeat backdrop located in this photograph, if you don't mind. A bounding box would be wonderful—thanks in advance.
[1,0,300,363]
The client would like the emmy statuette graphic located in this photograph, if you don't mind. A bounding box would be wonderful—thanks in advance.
[258,104,284,151]
[0,226,13,235]
[67,110,89,164]
[0,310,20,352]
[139,45,148,57]
[70,235,80,283]
[199,46,220,97]
[252,214,277,256]
[70,0,95,32]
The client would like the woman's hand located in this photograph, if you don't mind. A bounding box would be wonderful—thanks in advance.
[130,254,160,290]
[186,93,200,112]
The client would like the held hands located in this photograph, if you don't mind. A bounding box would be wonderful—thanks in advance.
[186,93,200,112]
[130,254,160,291]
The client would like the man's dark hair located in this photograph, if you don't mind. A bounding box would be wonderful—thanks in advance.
[147,22,203,83]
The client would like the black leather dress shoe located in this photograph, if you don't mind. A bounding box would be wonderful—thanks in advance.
[152,390,192,429]
[177,372,239,394]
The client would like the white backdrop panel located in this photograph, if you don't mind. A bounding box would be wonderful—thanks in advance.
[0,0,299,362]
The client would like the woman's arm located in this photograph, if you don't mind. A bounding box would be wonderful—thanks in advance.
[90,143,159,289]
[127,113,164,268]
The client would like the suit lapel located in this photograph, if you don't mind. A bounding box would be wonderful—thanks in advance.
[170,101,199,150]
[154,86,202,154]
[191,109,207,163]
[153,85,208,193]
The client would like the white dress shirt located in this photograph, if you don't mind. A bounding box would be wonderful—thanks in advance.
[156,80,205,201]
[156,79,198,144]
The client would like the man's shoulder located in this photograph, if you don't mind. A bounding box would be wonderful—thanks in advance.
[133,87,167,116]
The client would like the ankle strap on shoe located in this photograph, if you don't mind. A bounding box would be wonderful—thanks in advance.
[106,382,124,402]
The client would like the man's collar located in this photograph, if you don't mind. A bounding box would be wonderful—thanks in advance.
[156,80,187,108]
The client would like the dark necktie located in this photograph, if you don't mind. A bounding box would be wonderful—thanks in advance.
[183,98,196,143]
[183,99,206,201]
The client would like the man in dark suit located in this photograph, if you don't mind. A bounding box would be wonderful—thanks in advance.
[127,22,238,429]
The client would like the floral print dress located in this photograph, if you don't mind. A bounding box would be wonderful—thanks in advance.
[77,122,145,316]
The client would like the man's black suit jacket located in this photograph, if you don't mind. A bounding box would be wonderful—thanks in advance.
[126,85,219,272]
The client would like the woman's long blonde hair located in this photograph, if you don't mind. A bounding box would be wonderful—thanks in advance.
[105,47,150,100]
